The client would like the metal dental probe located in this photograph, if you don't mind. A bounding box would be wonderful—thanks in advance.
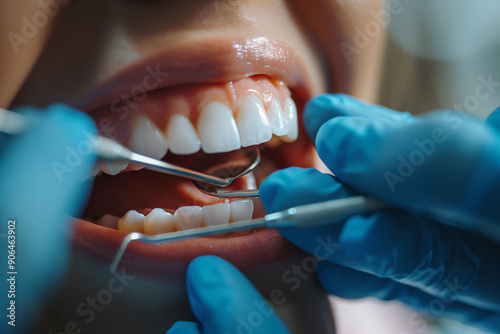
[109,195,388,272]
[0,107,247,188]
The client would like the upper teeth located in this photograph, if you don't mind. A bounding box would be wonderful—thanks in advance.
[97,94,298,175]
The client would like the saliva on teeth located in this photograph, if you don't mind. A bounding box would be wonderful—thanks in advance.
[109,200,254,235]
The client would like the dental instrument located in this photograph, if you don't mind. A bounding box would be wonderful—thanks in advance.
[109,195,387,272]
[0,107,259,188]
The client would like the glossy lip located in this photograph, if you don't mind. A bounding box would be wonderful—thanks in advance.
[76,36,317,112]
[73,220,305,277]
[74,36,317,276]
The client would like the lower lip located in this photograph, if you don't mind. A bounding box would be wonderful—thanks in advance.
[72,218,303,277]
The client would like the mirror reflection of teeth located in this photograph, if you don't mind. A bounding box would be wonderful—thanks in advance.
[93,78,298,176]
[109,199,254,235]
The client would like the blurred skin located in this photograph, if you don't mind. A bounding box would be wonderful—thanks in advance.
[1,0,384,333]
[1,0,384,107]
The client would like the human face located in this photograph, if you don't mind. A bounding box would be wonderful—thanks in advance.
[9,0,383,332]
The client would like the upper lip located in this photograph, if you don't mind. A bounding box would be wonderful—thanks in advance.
[76,36,316,112]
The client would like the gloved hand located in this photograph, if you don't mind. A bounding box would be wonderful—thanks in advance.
[167,256,290,334]
[0,104,96,333]
[260,94,500,331]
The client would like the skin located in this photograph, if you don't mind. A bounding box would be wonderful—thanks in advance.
[2,0,384,333]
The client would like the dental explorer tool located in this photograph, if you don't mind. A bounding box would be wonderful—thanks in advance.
[109,195,388,272]
[0,107,259,188]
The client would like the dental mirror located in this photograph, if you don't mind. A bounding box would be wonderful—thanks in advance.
[191,147,261,198]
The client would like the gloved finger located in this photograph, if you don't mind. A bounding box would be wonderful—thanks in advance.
[317,262,500,332]
[260,167,357,256]
[260,167,357,213]
[166,321,203,334]
[186,256,290,334]
[314,113,500,235]
[485,106,500,133]
[303,94,413,141]
[0,104,97,333]
[336,210,500,313]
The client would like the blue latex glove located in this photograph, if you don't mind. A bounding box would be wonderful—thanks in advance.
[0,104,96,333]
[167,256,290,334]
[260,94,500,331]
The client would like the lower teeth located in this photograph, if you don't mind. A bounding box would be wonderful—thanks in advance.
[96,200,254,235]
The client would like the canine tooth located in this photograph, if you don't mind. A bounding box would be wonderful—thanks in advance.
[282,97,299,142]
[167,114,201,154]
[129,115,168,159]
[237,96,272,147]
[198,101,241,153]
[230,200,254,222]
[144,208,176,234]
[174,206,202,230]
[98,160,128,176]
[268,98,289,136]
[202,203,230,226]
[117,210,145,233]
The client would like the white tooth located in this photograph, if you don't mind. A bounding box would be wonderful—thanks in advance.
[96,214,120,229]
[174,206,202,230]
[268,98,289,136]
[129,115,168,159]
[97,135,128,175]
[144,208,176,235]
[86,165,101,180]
[117,210,145,233]
[167,114,201,155]
[230,200,254,222]
[237,96,272,147]
[282,97,299,142]
[198,101,241,153]
[202,203,230,226]
[98,160,128,175]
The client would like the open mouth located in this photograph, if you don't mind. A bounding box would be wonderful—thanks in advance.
[72,38,320,275]
[19,33,336,332]
[85,75,302,233]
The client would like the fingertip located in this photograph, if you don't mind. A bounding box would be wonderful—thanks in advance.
[485,106,500,133]
[45,103,98,148]
[260,168,356,213]
[315,116,385,175]
[186,256,237,325]
[259,167,307,213]
[187,255,231,287]
[166,321,202,334]
[304,94,363,141]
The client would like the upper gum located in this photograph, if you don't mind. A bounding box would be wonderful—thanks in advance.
[90,75,291,144]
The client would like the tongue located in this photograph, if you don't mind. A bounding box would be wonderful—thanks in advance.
[84,168,256,219]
